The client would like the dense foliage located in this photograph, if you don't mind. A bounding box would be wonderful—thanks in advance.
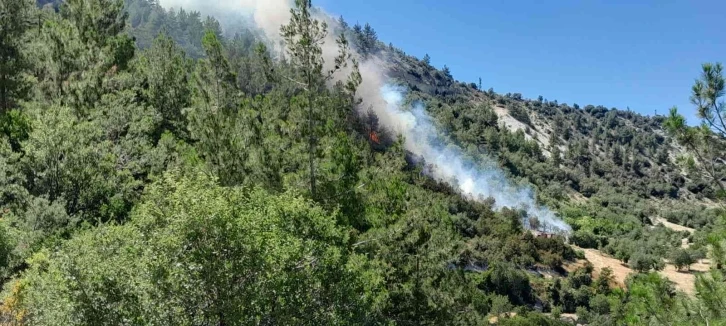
[380,30,726,269]
[0,0,723,325]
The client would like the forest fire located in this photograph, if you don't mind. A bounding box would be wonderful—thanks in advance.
[369,130,380,144]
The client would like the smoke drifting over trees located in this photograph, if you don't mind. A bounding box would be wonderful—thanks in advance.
[153,0,570,231]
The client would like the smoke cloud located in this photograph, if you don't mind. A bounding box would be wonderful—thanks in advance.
[238,0,292,40]
[154,0,570,232]
[380,86,570,232]
[156,0,292,41]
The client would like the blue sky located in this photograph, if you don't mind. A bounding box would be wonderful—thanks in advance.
[317,0,725,124]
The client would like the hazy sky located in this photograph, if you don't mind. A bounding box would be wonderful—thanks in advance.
[317,0,725,124]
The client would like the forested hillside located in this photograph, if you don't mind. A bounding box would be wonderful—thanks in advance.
[0,0,724,325]
[384,49,726,265]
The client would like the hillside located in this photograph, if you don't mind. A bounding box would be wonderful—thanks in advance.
[389,47,718,203]
[0,0,724,325]
[369,22,724,255]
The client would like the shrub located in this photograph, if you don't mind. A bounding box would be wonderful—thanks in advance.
[670,249,696,271]
[629,252,665,272]
[477,263,535,305]
[590,294,611,315]
[570,230,599,249]
[509,103,531,125]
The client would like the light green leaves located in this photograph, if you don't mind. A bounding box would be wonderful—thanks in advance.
[16,172,376,325]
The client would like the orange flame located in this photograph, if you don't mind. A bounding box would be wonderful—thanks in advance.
[369,131,380,144]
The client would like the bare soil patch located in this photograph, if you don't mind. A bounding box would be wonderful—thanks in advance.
[659,264,698,295]
[572,247,707,295]
[655,217,695,233]
[575,247,633,287]
[493,106,531,137]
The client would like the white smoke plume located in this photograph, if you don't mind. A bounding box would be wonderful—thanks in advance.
[380,86,570,232]
[156,0,292,41]
[154,0,570,232]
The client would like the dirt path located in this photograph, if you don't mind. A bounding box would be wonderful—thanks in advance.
[655,217,695,233]
[654,217,695,248]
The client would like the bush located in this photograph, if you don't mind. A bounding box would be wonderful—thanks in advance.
[629,252,665,272]
[477,263,535,305]
[15,174,377,325]
[498,312,570,326]
[509,103,531,125]
[570,230,599,249]
[576,306,593,324]
[568,269,593,289]
[489,294,513,316]
[0,110,32,151]
[670,249,695,271]
[590,294,611,315]
[574,249,585,260]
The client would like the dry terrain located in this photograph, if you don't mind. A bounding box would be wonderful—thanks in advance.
[492,106,532,139]
[575,248,633,287]
[572,247,708,295]
[655,217,695,234]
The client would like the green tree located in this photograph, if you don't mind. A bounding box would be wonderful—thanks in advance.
[694,269,726,320]
[594,267,614,294]
[590,294,611,315]
[612,145,623,166]
[629,252,665,273]
[189,94,276,189]
[33,1,133,113]
[187,31,280,189]
[361,22,377,56]
[670,248,695,271]
[280,0,359,199]
[137,33,192,139]
[623,273,676,325]
[194,30,237,112]
[60,0,126,47]
[19,105,139,223]
[477,263,534,306]
[0,0,33,113]
[549,132,562,168]
[665,63,726,197]
[489,294,513,316]
[691,63,726,137]
[14,172,379,325]
[33,17,86,106]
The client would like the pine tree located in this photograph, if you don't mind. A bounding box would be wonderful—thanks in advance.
[351,22,363,52]
[612,145,623,166]
[188,30,247,186]
[60,0,127,47]
[281,0,360,198]
[665,63,726,196]
[337,15,348,31]
[550,133,562,168]
[138,33,192,139]
[37,18,88,107]
[362,22,377,55]
[0,0,33,112]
